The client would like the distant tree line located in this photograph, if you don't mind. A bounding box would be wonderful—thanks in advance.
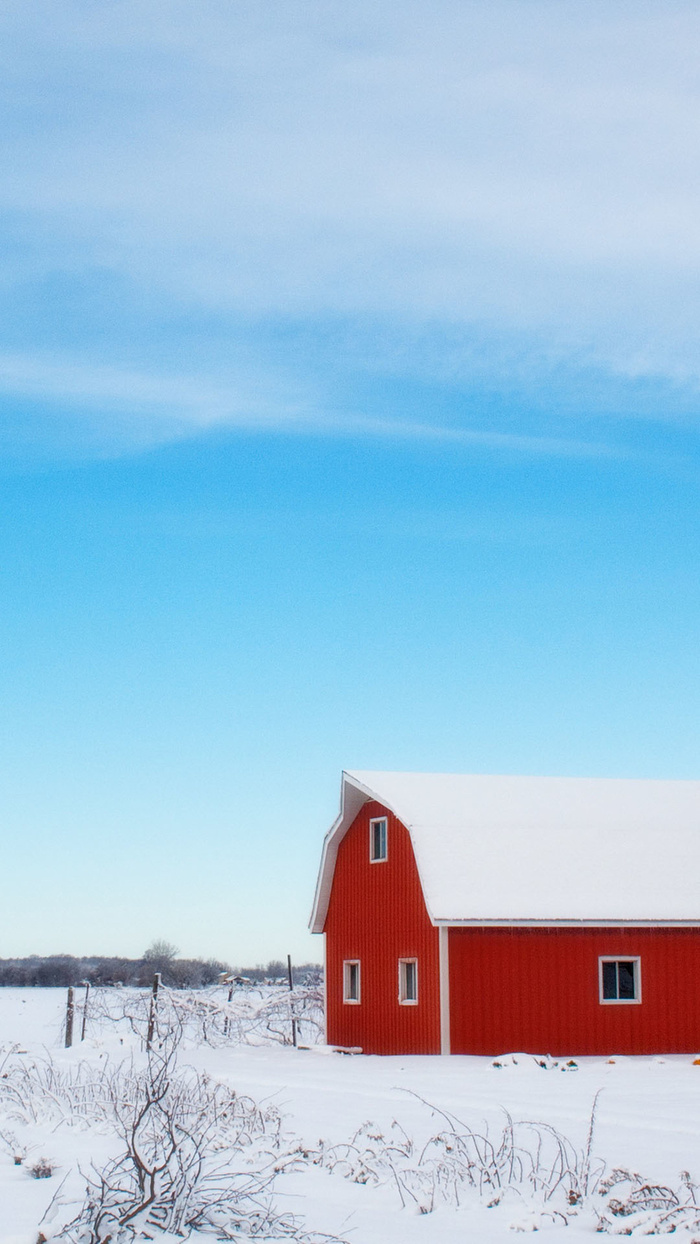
[0,941,322,989]
[0,953,228,989]
[231,960,323,986]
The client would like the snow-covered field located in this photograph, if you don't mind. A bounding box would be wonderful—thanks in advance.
[2,988,700,1242]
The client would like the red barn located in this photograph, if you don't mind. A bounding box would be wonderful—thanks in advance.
[310,770,700,1056]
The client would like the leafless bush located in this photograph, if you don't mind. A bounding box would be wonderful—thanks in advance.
[0,1032,336,1242]
[0,1124,27,1164]
[53,1037,310,1241]
[88,983,324,1049]
[0,1047,133,1130]
[595,1166,700,1235]
[221,985,324,1047]
[316,1090,604,1222]
[316,1092,700,1234]
[29,1157,56,1179]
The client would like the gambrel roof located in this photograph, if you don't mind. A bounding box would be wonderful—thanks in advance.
[310,770,700,933]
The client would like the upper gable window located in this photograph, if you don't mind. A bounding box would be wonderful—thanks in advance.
[369,817,388,862]
[599,957,641,1004]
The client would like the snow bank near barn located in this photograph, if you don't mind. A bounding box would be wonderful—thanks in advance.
[2,988,700,1243]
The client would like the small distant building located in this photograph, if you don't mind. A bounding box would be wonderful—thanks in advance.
[311,770,700,1056]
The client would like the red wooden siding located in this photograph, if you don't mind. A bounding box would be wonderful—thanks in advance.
[449,926,700,1056]
[324,801,440,1054]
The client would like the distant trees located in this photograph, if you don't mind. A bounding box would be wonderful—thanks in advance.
[232,960,323,986]
[141,940,180,984]
[143,939,179,964]
[0,953,323,988]
[0,952,229,989]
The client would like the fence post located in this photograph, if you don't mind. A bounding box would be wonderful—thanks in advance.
[224,981,234,1037]
[81,982,91,1042]
[287,954,298,1048]
[65,986,74,1048]
[146,972,161,1050]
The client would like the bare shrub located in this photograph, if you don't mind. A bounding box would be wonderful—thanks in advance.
[55,1039,305,1240]
[596,1167,700,1235]
[0,1125,27,1164]
[88,982,324,1049]
[0,1032,335,1243]
[317,1090,604,1221]
[316,1092,700,1235]
[29,1157,56,1179]
[0,1047,131,1130]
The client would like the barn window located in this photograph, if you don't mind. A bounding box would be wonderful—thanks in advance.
[369,817,388,862]
[599,957,641,1004]
[398,958,418,1004]
[343,960,361,1004]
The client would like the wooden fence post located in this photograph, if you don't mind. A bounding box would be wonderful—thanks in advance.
[287,954,297,1048]
[81,982,90,1041]
[224,981,234,1037]
[146,972,161,1050]
[65,987,74,1048]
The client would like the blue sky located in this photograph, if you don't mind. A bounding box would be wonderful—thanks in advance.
[1,1,699,963]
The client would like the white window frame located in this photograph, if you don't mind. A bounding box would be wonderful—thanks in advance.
[598,956,642,1005]
[369,816,388,863]
[343,959,361,1004]
[398,957,418,1005]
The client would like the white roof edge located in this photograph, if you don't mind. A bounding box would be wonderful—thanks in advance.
[435,919,700,927]
[309,771,401,933]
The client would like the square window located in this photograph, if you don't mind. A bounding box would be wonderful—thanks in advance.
[399,958,418,1004]
[599,957,641,1004]
[370,817,388,862]
[343,960,360,1004]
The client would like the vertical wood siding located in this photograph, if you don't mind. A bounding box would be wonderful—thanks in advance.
[449,926,700,1055]
[325,801,441,1054]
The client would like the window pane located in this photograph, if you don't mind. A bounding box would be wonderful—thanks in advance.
[371,819,387,860]
[399,960,417,1002]
[344,962,359,1001]
[602,960,618,999]
[618,961,636,999]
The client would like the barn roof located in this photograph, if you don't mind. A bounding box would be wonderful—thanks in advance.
[310,770,700,933]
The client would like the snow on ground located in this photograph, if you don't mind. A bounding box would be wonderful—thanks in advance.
[2,988,700,1243]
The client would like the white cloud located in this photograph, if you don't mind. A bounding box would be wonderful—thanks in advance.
[0,351,296,425]
[1,0,700,435]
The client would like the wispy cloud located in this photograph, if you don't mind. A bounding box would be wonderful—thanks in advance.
[0,348,638,462]
[1,1,700,454]
[321,413,622,459]
[0,351,301,425]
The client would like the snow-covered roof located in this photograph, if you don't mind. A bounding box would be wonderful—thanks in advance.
[310,770,700,932]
